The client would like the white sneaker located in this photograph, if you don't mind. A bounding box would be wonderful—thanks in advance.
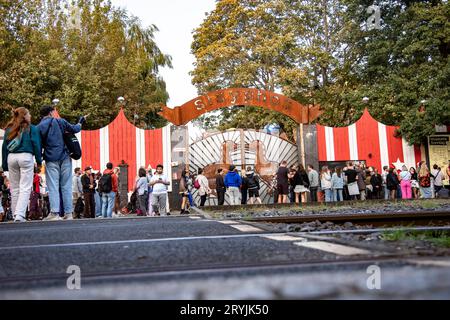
[63,213,73,220]
[14,215,26,223]
[44,213,62,221]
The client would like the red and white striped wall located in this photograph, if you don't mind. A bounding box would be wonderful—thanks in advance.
[72,109,171,191]
[316,109,424,171]
[0,110,170,191]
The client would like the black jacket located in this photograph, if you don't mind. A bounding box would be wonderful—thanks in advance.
[81,174,96,193]
[246,173,260,190]
[215,174,225,191]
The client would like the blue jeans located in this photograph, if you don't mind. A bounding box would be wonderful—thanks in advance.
[101,192,115,218]
[95,191,102,217]
[188,192,195,207]
[46,157,72,214]
[333,189,343,202]
[420,187,432,199]
[324,189,333,202]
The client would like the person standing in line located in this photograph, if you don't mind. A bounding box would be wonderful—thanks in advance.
[276,161,289,203]
[224,165,242,205]
[355,164,367,200]
[307,164,319,202]
[320,166,332,202]
[418,163,432,199]
[331,167,344,202]
[100,162,118,218]
[215,168,226,205]
[288,165,297,203]
[94,172,103,217]
[72,167,83,219]
[240,168,248,205]
[409,167,419,199]
[288,167,301,204]
[38,105,85,220]
[399,165,412,199]
[381,166,389,200]
[150,164,170,216]
[146,165,153,215]
[179,169,191,214]
[386,168,400,200]
[246,166,262,205]
[1,107,42,222]
[431,164,444,196]
[196,168,211,207]
[113,167,121,216]
[370,168,383,199]
[344,162,360,200]
[297,164,310,203]
[81,167,96,218]
[135,168,148,216]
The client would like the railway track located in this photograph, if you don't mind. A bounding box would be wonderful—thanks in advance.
[246,210,450,227]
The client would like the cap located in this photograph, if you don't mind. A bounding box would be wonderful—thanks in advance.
[84,166,92,171]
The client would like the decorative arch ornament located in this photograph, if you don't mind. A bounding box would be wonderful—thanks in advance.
[158,88,322,126]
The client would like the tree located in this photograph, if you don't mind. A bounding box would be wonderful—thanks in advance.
[0,0,172,129]
[191,0,449,144]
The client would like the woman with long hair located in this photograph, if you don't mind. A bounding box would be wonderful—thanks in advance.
[386,168,400,200]
[409,167,419,199]
[179,169,192,214]
[331,167,344,201]
[296,164,310,203]
[418,163,432,198]
[1,107,42,222]
[320,166,332,202]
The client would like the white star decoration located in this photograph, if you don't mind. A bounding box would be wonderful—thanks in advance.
[392,158,405,171]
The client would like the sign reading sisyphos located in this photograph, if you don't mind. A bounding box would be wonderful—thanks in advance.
[159,88,322,126]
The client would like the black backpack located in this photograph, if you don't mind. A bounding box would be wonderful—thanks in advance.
[247,174,259,189]
[55,119,82,160]
[98,174,113,193]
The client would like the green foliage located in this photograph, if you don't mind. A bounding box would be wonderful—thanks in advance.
[0,0,171,129]
[191,0,450,143]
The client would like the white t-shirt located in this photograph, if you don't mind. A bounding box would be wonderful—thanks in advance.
[432,169,444,186]
[150,174,169,194]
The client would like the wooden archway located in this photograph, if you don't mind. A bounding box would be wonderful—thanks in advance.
[158,88,322,126]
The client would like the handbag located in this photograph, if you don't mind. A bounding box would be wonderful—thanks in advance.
[348,182,360,196]
[6,130,23,152]
[55,119,82,160]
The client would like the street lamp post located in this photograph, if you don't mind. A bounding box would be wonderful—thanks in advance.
[419,100,426,113]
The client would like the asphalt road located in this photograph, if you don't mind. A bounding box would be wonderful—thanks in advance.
[1,215,449,299]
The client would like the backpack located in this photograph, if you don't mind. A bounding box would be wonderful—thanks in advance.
[74,197,85,214]
[98,173,113,193]
[194,178,200,189]
[55,119,82,160]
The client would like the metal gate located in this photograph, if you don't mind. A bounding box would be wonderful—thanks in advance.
[188,129,299,205]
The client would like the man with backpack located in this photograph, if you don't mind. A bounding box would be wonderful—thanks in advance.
[38,105,86,220]
[99,162,118,218]
[246,166,262,204]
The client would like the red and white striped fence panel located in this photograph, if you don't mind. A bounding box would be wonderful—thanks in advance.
[316,109,424,171]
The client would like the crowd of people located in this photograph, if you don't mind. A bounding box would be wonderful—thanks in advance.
[1,106,449,222]
[183,160,450,209]
[0,106,172,222]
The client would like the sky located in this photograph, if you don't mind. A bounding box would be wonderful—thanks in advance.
[110,0,216,107]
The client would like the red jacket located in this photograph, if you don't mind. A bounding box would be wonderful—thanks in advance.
[103,169,118,193]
